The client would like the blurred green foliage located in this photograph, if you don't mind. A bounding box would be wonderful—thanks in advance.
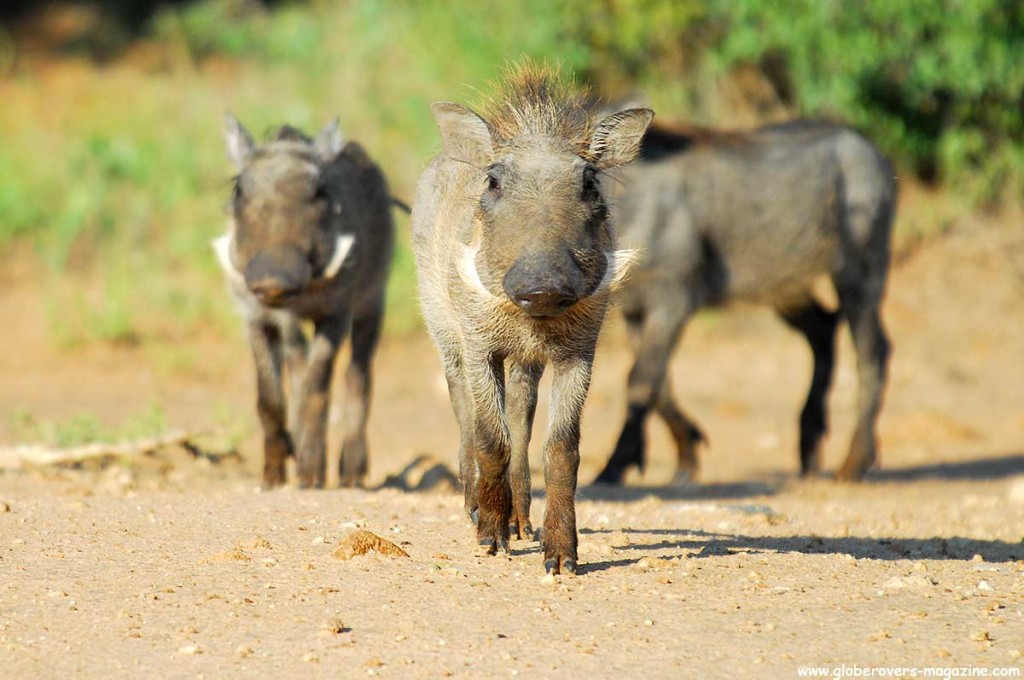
[0,0,1019,352]
[565,0,1023,205]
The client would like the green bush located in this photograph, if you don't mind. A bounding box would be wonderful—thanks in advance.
[562,0,1024,205]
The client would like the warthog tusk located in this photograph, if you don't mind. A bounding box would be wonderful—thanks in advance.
[323,234,355,280]
[457,243,495,299]
[212,233,246,287]
[598,248,641,293]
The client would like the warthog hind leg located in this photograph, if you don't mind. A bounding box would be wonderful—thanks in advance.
[834,273,889,481]
[595,300,691,484]
[779,301,839,476]
[654,376,706,483]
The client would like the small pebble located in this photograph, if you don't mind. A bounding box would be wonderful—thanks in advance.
[177,645,200,655]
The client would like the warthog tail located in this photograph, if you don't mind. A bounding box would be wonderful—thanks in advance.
[389,197,412,215]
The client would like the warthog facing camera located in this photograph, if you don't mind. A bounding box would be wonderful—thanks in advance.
[215,116,395,489]
[594,119,897,484]
[412,65,653,574]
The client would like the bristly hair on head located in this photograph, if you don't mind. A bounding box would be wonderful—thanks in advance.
[476,60,595,156]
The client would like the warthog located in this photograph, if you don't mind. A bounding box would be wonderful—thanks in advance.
[412,65,653,574]
[594,119,897,484]
[215,115,396,489]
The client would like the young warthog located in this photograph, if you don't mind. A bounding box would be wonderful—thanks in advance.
[594,119,897,485]
[215,116,395,489]
[412,65,653,574]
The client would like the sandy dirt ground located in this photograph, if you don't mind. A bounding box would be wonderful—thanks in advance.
[1,216,1023,678]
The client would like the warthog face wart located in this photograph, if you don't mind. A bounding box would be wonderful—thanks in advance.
[221,116,354,307]
[433,103,651,319]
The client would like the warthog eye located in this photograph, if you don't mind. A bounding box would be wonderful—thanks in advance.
[485,165,504,196]
[581,166,600,202]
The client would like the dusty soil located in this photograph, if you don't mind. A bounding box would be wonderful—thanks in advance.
[2,215,1024,678]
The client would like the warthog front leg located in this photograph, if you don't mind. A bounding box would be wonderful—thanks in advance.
[249,320,291,489]
[468,353,512,554]
[295,318,346,489]
[281,317,308,436]
[506,361,544,540]
[339,303,383,488]
[542,355,593,575]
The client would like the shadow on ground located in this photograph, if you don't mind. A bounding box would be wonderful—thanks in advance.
[579,527,1023,574]
[866,452,1024,482]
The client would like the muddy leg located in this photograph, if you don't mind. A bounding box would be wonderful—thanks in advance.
[468,352,512,554]
[654,376,706,483]
[249,320,291,489]
[339,303,383,488]
[834,277,890,481]
[295,318,346,489]
[594,302,691,484]
[542,355,593,575]
[779,302,839,476]
[506,361,543,540]
[281,317,308,436]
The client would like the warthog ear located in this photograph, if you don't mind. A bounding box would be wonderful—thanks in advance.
[313,118,345,161]
[588,108,655,169]
[431,102,493,167]
[223,113,255,169]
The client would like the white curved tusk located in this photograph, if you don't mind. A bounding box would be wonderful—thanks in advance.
[457,243,497,299]
[597,248,641,293]
[212,233,246,287]
[323,234,355,279]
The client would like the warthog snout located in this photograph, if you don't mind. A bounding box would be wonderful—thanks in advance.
[243,249,311,305]
[502,254,584,318]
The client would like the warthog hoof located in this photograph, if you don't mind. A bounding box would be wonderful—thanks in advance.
[469,508,480,526]
[509,512,533,541]
[592,463,632,485]
[544,557,577,576]
[835,431,876,482]
[476,537,509,556]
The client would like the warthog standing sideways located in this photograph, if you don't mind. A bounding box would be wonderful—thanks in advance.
[594,119,897,485]
[215,116,395,489]
[412,65,653,574]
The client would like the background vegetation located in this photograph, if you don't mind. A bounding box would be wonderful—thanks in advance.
[0,0,1020,352]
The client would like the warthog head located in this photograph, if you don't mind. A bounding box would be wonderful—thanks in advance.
[433,92,652,318]
[217,114,351,307]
